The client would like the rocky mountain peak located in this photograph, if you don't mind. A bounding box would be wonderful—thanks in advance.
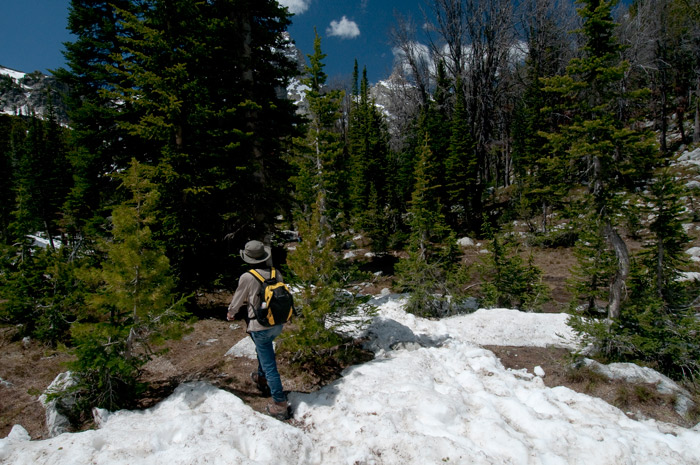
[0,66,69,124]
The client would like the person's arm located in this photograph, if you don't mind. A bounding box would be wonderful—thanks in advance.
[227,274,252,320]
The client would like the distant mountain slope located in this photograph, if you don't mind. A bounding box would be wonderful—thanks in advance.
[0,66,70,125]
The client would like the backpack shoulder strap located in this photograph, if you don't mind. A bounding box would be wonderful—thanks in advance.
[270,267,276,280]
[248,269,265,283]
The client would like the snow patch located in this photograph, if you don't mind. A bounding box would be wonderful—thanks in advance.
[0,66,27,82]
[686,247,700,261]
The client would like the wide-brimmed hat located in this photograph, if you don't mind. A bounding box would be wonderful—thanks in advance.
[240,240,271,264]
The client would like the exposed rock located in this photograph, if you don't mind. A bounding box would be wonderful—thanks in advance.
[0,66,69,125]
[39,371,77,438]
[457,237,475,247]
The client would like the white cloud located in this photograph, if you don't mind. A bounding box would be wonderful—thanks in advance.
[278,0,311,14]
[326,16,360,39]
[391,41,433,75]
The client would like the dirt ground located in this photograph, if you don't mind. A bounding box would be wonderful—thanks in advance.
[0,313,314,440]
[1,245,698,440]
[486,345,697,428]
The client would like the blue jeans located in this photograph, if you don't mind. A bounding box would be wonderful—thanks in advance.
[250,325,285,402]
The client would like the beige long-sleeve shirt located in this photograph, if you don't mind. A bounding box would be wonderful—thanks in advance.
[227,268,284,332]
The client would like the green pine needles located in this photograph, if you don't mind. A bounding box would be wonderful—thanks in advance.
[282,195,374,380]
[570,170,700,381]
[67,160,190,414]
[478,221,550,312]
[395,133,473,317]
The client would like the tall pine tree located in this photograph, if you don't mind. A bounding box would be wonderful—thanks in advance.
[60,0,301,290]
[346,65,391,247]
[444,76,478,231]
[395,133,463,317]
[511,5,571,234]
[541,0,659,318]
[10,110,71,249]
[55,0,146,243]
[70,159,189,412]
[290,30,344,231]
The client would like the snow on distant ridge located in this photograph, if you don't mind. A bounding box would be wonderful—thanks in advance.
[0,66,70,123]
[0,65,27,82]
[0,66,31,117]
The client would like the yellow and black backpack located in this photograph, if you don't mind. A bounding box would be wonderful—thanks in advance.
[248,267,295,326]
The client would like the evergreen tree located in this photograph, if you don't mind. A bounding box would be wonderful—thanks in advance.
[624,171,698,374]
[290,29,344,229]
[541,0,659,319]
[361,184,390,252]
[0,115,20,244]
[346,65,391,246]
[55,0,146,243]
[638,170,693,304]
[511,7,571,234]
[478,220,550,312]
[406,133,448,260]
[282,193,373,378]
[395,133,467,317]
[69,159,189,413]
[567,215,617,314]
[9,110,71,249]
[413,61,451,217]
[62,0,301,290]
[0,245,85,345]
[6,118,32,251]
[571,170,700,380]
[444,76,478,231]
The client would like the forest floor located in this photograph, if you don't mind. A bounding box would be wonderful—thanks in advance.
[1,241,698,440]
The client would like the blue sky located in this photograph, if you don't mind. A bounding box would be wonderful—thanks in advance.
[0,0,426,83]
[284,0,427,83]
[0,0,74,74]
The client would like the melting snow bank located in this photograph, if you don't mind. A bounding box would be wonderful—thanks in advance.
[1,382,317,465]
[2,298,700,465]
[361,296,580,353]
[295,340,700,465]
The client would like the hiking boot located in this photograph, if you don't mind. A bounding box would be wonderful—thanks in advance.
[251,371,271,396]
[266,400,292,421]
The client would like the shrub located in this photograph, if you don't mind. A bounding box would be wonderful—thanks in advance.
[526,228,579,248]
[63,160,189,416]
[478,224,550,312]
[0,245,84,345]
[281,194,375,382]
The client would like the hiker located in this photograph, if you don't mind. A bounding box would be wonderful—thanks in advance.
[227,240,291,420]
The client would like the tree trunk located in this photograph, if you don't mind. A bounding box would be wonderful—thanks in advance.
[657,239,665,300]
[241,14,269,232]
[659,75,668,154]
[542,201,547,234]
[605,221,629,320]
[44,220,55,250]
[694,74,700,143]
